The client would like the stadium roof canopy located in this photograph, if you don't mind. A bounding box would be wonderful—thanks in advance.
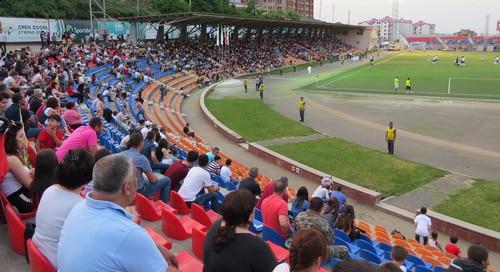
[117,12,365,31]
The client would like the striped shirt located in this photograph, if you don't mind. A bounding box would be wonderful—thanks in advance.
[206,162,221,176]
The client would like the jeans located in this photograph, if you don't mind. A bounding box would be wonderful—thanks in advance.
[260,91,263,100]
[415,234,428,245]
[387,140,394,155]
[299,110,305,122]
[153,163,169,174]
[138,176,171,204]
[192,192,220,213]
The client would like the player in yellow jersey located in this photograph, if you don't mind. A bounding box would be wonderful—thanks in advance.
[259,83,264,100]
[405,77,412,95]
[243,78,248,93]
[385,121,396,155]
[298,97,305,122]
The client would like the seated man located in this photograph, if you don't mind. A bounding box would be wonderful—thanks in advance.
[219,159,239,185]
[165,150,198,191]
[261,181,291,239]
[121,132,171,203]
[57,154,178,271]
[448,245,489,272]
[206,155,222,176]
[256,176,288,210]
[239,167,262,197]
[295,197,349,260]
[390,245,408,272]
[178,154,220,212]
[331,185,347,209]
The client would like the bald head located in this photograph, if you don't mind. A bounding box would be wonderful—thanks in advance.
[93,154,135,194]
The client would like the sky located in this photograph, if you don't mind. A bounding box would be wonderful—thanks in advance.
[313,0,500,35]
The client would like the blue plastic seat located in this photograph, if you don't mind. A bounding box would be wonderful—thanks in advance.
[334,229,351,242]
[358,249,382,265]
[334,237,360,254]
[224,182,237,191]
[262,226,285,248]
[434,267,445,272]
[377,242,392,253]
[254,208,263,221]
[415,265,433,272]
[354,239,384,256]
[249,218,263,234]
[407,254,429,269]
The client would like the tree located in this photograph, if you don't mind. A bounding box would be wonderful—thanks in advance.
[245,0,257,15]
[151,0,190,14]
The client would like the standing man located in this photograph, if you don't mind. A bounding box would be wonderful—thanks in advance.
[259,83,264,100]
[159,84,166,102]
[385,121,396,155]
[405,77,412,95]
[243,78,248,93]
[298,97,305,122]
[394,76,400,94]
[255,77,260,92]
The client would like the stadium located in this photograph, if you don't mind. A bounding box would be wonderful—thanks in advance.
[0,0,499,272]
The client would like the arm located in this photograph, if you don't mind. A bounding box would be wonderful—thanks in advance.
[278,214,291,236]
[35,137,42,152]
[88,146,97,158]
[146,172,158,183]
[7,156,33,188]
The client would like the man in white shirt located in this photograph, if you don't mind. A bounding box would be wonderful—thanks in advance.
[414,207,432,245]
[178,154,220,212]
[220,158,238,184]
[141,121,152,138]
[311,176,332,201]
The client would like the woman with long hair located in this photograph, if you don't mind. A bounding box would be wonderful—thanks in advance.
[322,197,340,229]
[291,186,309,215]
[30,149,58,209]
[203,189,276,272]
[2,121,34,213]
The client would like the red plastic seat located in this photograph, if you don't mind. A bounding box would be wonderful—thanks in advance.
[169,191,191,215]
[266,241,289,262]
[191,203,221,228]
[161,209,206,240]
[192,227,206,260]
[176,251,203,272]
[135,193,177,221]
[27,239,56,272]
[0,191,35,220]
[5,204,27,255]
[145,226,172,249]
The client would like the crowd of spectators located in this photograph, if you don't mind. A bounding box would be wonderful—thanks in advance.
[0,35,494,272]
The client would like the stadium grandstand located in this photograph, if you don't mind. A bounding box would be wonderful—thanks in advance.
[404,35,500,50]
[0,10,498,272]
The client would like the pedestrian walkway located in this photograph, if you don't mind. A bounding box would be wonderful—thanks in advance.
[256,133,326,147]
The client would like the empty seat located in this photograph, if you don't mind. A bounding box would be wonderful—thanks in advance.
[334,228,351,242]
[145,227,172,249]
[27,239,56,272]
[355,239,384,256]
[176,251,203,272]
[5,204,28,255]
[249,218,263,234]
[135,193,177,221]
[266,241,289,262]
[161,209,206,240]
[191,203,221,228]
[335,237,360,254]
[415,265,434,272]
[169,190,191,215]
[262,225,285,248]
[358,249,382,265]
[192,227,206,260]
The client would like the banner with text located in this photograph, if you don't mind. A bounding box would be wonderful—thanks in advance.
[0,17,63,42]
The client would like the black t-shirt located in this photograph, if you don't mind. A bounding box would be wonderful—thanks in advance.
[239,178,262,197]
[29,97,42,114]
[203,219,277,272]
[5,103,30,124]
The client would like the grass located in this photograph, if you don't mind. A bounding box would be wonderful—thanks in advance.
[434,180,500,232]
[302,51,500,99]
[205,98,315,142]
[269,60,328,75]
[269,137,447,196]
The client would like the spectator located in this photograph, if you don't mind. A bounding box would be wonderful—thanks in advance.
[291,186,309,215]
[295,197,349,259]
[29,88,44,114]
[256,176,289,210]
[0,92,10,117]
[312,176,332,201]
[55,117,103,161]
[141,130,163,172]
[83,149,112,195]
[239,167,262,197]
[183,123,195,138]
[262,180,291,239]
[35,114,64,152]
[178,154,220,212]
[206,146,219,163]
[155,138,174,167]
[331,185,347,209]
[32,149,94,268]
[219,158,238,185]
[62,102,83,130]
[379,262,403,272]
[140,120,152,138]
[57,154,178,271]
[2,121,33,213]
[322,197,340,229]
[121,132,172,204]
[204,190,276,272]
[206,155,222,176]
[336,204,359,240]
[29,149,58,209]
[447,245,489,272]
[120,128,140,151]
[165,150,198,191]
[414,207,432,245]
[273,229,328,272]
[429,231,443,252]
[391,245,408,272]
[445,236,462,258]
[5,93,41,138]
[332,259,378,272]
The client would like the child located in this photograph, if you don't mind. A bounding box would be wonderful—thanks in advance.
[428,231,443,252]
[414,207,432,245]
[35,114,64,152]
[391,245,408,272]
[445,236,462,258]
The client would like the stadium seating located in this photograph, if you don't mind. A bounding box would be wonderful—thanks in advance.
[169,191,191,215]
[191,227,206,260]
[176,251,203,271]
[190,203,222,228]
[266,241,290,262]
[26,239,56,272]
[262,226,286,248]
[145,227,173,249]
[4,204,29,255]
[135,193,177,221]
[161,209,207,240]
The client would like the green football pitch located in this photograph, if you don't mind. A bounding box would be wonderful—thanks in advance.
[303,51,500,99]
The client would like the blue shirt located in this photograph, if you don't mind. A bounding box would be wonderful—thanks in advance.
[331,191,347,208]
[121,148,152,190]
[206,152,215,163]
[57,196,167,272]
[291,198,310,215]
[141,140,157,164]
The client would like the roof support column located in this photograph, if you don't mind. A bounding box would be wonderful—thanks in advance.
[200,24,207,41]
[180,23,188,40]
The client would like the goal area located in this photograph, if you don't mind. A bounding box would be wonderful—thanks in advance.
[448,77,500,98]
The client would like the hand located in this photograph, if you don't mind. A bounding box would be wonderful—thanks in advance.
[158,246,178,268]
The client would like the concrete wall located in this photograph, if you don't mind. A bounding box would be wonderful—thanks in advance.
[341,28,378,50]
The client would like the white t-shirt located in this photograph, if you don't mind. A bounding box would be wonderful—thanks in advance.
[1,166,28,196]
[220,166,232,183]
[272,263,290,272]
[311,186,329,200]
[414,214,432,236]
[178,167,213,202]
[32,185,82,267]
[141,127,150,138]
